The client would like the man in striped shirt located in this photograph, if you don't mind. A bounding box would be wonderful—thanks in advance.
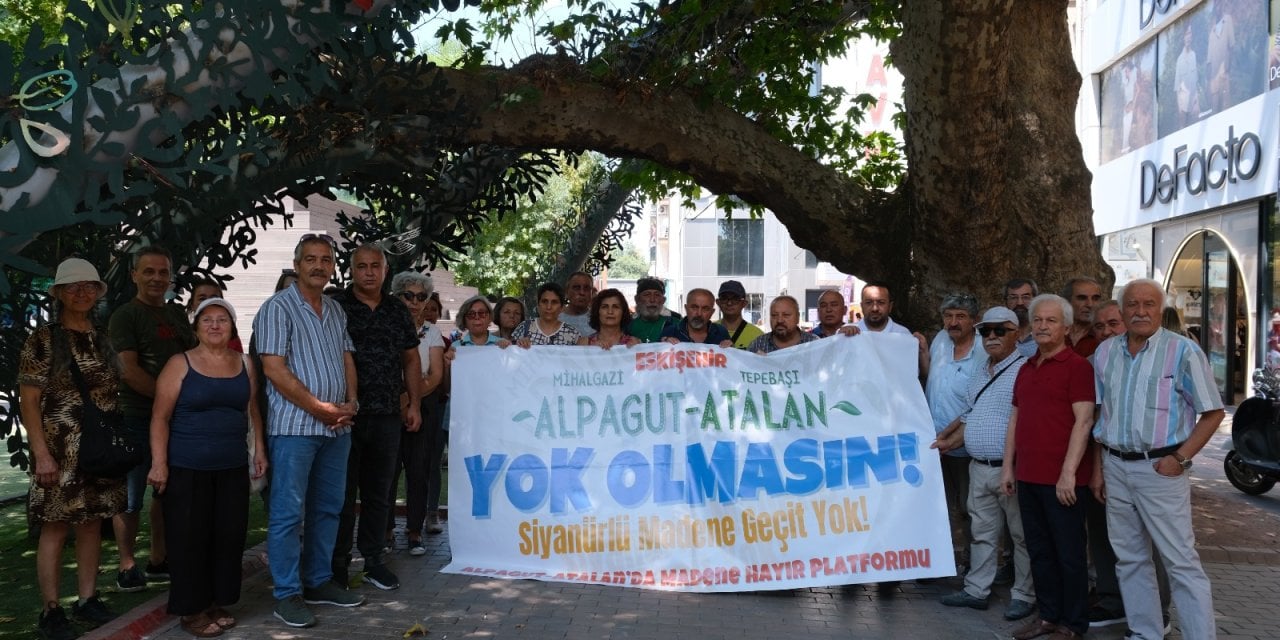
[255,234,364,628]
[1091,278,1223,640]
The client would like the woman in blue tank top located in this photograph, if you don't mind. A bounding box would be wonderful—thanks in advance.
[146,298,266,637]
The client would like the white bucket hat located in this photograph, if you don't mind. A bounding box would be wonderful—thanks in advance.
[50,258,107,294]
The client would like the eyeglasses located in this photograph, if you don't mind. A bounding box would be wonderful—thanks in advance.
[465,310,491,319]
[978,326,1013,337]
[62,281,100,294]
[397,291,430,302]
[298,233,337,248]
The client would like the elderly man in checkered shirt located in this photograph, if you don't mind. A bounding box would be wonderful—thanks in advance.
[932,306,1035,622]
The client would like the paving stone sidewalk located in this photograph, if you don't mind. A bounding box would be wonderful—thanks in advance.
[81,521,1280,640]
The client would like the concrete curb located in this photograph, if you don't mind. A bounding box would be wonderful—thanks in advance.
[83,546,269,640]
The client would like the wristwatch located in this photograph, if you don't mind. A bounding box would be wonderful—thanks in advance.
[1171,452,1193,470]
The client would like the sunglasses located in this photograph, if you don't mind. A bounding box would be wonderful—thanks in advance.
[465,310,491,319]
[978,326,1013,337]
[298,233,337,248]
[397,291,431,302]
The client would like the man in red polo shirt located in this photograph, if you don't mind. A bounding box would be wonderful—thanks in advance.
[1001,293,1096,640]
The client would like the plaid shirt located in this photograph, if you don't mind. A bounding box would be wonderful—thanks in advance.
[959,351,1026,460]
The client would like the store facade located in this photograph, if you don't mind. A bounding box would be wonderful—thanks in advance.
[1083,0,1280,403]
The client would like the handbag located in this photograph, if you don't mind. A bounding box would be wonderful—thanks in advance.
[63,331,145,478]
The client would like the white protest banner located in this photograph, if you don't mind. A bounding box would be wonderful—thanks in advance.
[443,334,953,591]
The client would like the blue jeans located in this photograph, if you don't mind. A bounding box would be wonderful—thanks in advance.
[267,433,351,599]
[123,414,152,513]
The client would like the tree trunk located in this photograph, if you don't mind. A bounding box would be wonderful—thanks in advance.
[892,0,1110,329]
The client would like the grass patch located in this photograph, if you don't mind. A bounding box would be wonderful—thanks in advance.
[0,463,446,637]
[0,489,268,638]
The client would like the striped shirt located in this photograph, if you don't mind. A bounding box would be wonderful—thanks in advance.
[960,351,1026,460]
[253,284,355,437]
[1092,328,1223,451]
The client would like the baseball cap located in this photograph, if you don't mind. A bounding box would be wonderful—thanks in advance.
[193,297,237,319]
[718,280,747,299]
[975,306,1018,328]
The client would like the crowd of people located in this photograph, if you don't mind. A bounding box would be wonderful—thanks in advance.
[930,277,1221,640]
[19,238,1221,640]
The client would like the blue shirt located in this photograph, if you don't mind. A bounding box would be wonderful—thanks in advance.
[169,357,250,470]
[253,284,355,437]
[1093,329,1223,451]
[925,331,985,457]
[660,320,731,345]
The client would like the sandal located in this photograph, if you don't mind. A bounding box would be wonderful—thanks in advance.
[180,612,224,638]
[206,606,236,630]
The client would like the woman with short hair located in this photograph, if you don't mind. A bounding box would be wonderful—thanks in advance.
[493,296,525,341]
[512,283,581,347]
[146,298,266,638]
[586,288,638,349]
[388,271,447,550]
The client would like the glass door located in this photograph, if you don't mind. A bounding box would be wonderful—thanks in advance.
[1203,233,1247,405]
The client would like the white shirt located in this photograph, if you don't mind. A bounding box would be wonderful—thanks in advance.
[854,317,912,336]
[416,322,445,376]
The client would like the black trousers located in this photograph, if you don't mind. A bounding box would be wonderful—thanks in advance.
[388,391,447,536]
[163,466,249,616]
[334,413,401,576]
[1017,481,1089,635]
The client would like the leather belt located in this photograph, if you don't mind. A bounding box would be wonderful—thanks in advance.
[1102,443,1181,461]
[971,457,1003,467]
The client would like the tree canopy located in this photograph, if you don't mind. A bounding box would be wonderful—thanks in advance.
[0,0,1108,468]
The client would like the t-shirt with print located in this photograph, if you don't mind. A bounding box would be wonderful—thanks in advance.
[108,299,196,417]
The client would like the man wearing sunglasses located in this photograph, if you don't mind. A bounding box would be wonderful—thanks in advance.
[332,244,423,593]
[934,307,1034,622]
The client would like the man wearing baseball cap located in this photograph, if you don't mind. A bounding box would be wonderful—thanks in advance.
[934,307,1035,622]
[715,280,763,349]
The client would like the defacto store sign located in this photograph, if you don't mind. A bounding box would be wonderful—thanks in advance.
[1139,126,1262,209]
[443,336,952,592]
[1138,0,1179,29]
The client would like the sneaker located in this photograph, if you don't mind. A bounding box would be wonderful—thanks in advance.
[144,560,169,581]
[116,566,146,593]
[71,594,117,626]
[1005,599,1035,621]
[1088,604,1126,628]
[363,564,400,590]
[939,590,988,610]
[408,539,427,556]
[426,513,444,535]
[37,606,76,640]
[273,595,316,628]
[993,562,1014,586]
[303,581,366,607]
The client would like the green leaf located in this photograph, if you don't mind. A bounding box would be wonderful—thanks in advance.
[831,401,862,416]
